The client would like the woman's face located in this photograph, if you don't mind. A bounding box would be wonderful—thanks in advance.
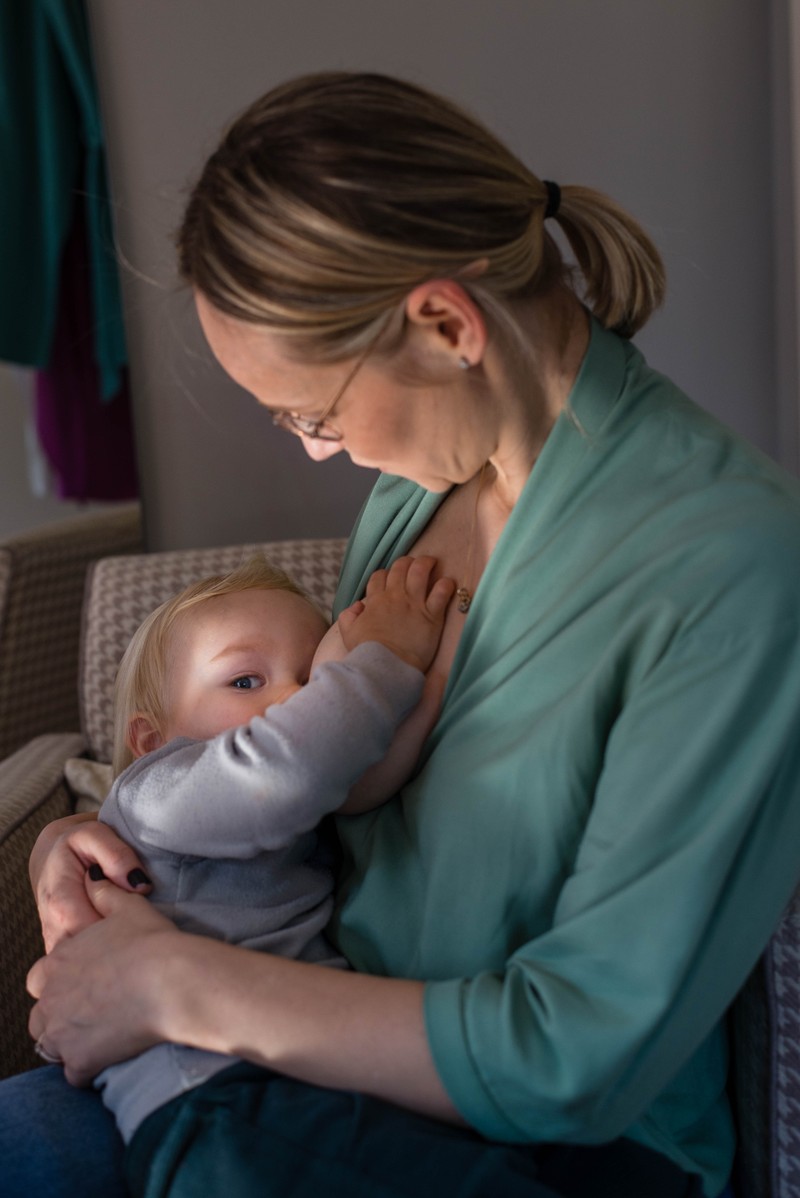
[195,293,493,492]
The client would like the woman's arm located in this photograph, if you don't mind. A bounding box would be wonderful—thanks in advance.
[29,813,152,952]
[27,876,463,1125]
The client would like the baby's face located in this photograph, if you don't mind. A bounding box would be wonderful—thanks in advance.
[159,588,329,744]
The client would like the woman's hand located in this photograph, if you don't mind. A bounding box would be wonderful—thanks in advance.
[27,876,176,1086]
[30,813,152,952]
[29,875,462,1123]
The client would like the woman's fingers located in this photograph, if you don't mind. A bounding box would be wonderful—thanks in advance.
[32,815,151,893]
[30,815,152,952]
[27,883,177,1086]
[36,871,103,954]
[71,820,152,890]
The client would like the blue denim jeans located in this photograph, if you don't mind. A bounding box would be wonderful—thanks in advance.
[0,1065,126,1197]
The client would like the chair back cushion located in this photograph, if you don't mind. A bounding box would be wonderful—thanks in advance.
[79,538,347,765]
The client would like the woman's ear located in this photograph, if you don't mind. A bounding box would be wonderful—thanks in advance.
[403,278,487,368]
[127,714,164,760]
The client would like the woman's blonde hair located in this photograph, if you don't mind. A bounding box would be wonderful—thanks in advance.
[178,71,664,356]
[112,556,312,777]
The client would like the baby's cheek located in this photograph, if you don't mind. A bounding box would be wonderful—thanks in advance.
[311,622,348,671]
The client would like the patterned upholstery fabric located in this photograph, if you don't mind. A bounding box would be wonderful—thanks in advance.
[766,902,800,1197]
[771,905,800,1198]
[0,505,142,761]
[80,538,346,765]
[729,887,800,1198]
[0,732,85,1079]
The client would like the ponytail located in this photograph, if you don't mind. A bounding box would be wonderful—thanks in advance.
[547,184,665,338]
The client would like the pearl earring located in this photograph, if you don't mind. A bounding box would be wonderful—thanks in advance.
[458,357,471,370]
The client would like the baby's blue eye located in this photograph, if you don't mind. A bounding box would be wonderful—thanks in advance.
[231,675,262,690]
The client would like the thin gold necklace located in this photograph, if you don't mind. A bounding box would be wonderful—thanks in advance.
[455,461,488,614]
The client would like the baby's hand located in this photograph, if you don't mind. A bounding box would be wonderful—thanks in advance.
[337,556,455,673]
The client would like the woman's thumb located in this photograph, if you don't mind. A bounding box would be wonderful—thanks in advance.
[84,868,149,916]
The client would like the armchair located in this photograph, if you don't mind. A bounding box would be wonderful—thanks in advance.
[0,535,345,1080]
[0,530,797,1198]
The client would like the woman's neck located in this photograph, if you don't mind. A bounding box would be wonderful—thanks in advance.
[483,289,590,514]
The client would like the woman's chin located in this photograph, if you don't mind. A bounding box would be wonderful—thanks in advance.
[352,456,453,492]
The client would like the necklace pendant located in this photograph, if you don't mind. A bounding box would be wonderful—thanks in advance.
[456,586,472,614]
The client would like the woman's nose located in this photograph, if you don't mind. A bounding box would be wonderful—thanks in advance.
[301,436,344,462]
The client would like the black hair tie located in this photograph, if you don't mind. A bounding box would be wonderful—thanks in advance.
[543,180,561,220]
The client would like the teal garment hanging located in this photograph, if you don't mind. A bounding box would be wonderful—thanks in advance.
[0,0,126,398]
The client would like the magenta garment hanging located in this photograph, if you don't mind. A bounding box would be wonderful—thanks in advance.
[34,208,138,502]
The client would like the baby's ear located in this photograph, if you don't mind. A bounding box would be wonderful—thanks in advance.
[127,714,164,759]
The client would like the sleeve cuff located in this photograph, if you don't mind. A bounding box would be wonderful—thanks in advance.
[423,978,528,1142]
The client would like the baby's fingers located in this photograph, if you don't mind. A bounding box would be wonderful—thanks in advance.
[336,600,364,638]
[402,555,437,600]
[364,567,389,597]
[382,556,416,592]
[426,576,457,618]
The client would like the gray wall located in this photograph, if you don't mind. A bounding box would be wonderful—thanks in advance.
[0,365,110,540]
[87,0,790,552]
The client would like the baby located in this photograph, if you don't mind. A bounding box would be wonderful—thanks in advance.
[94,552,454,1141]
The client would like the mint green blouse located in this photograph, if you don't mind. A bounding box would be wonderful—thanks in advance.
[331,320,800,1197]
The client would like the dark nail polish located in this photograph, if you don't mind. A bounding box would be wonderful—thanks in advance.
[88,864,106,882]
[127,869,152,888]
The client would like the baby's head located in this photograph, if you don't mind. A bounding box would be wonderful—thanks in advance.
[113,556,329,776]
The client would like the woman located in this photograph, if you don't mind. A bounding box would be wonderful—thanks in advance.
[7,72,800,1198]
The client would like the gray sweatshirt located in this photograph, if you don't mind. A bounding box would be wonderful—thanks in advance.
[95,642,423,1140]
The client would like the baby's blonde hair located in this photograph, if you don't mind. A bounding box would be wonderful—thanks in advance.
[112,556,313,777]
[178,71,664,358]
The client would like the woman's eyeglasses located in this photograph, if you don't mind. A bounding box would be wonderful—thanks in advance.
[271,334,378,443]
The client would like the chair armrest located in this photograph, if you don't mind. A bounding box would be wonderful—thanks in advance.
[0,504,142,761]
[0,733,85,1078]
